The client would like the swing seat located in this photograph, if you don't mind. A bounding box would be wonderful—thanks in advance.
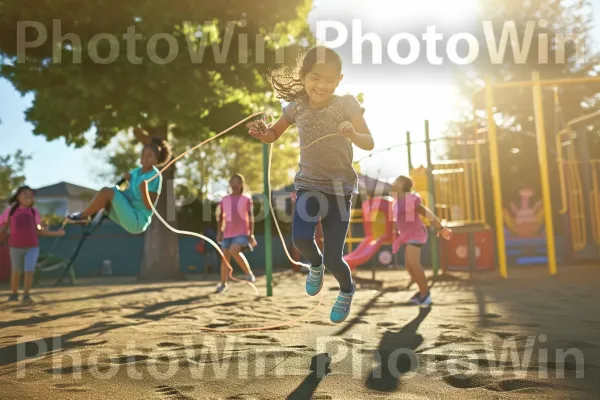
[34,253,75,286]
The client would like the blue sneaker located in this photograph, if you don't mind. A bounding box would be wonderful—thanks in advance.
[330,281,356,324]
[7,294,18,302]
[305,264,324,296]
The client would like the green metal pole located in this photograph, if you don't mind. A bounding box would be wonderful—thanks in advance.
[262,143,273,296]
[425,121,440,277]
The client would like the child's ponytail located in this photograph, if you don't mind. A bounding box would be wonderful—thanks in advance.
[145,137,173,167]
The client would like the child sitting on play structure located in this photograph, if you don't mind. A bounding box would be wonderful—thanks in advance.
[67,128,171,234]
[392,175,452,307]
[246,46,374,323]
[0,186,65,303]
[215,173,258,293]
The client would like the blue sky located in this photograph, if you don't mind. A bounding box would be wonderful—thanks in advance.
[1,2,599,191]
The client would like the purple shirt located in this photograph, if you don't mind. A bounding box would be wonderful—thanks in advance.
[393,193,428,244]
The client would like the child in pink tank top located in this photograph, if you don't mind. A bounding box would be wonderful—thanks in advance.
[0,186,65,303]
[215,174,258,293]
[392,176,452,307]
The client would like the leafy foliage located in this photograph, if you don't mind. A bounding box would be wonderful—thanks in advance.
[0,150,31,200]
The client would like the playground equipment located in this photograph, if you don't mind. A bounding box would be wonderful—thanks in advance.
[502,187,565,265]
[344,196,395,270]
[482,72,600,277]
[55,208,108,286]
[412,124,494,273]
[345,120,494,274]
[266,72,600,283]
[557,110,600,260]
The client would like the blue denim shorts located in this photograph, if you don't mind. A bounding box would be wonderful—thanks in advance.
[221,235,249,250]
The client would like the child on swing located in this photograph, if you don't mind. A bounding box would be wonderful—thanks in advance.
[67,128,172,234]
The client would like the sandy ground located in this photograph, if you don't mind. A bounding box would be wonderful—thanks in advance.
[1,265,599,399]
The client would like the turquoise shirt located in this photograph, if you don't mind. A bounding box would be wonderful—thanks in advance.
[125,166,162,218]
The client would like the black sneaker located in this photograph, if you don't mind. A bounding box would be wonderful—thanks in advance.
[7,294,18,302]
[22,294,33,303]
[66,212,90,224]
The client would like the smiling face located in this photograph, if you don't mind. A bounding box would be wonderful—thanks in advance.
[301,62,342,107]
[17,189,35,207]
[141,146,158,169]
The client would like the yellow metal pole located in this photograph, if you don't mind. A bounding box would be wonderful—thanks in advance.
[531,71,558,275]
[485,80,508,278]
[475,130,486,224]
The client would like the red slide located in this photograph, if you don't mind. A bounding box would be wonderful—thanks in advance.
[343,196,396,270]
[344,236,388,270]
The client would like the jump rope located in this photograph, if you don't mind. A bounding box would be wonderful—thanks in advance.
[144,112,348,333]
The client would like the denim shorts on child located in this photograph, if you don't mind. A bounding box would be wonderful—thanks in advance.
[221,235,249,250]
[9,247,40,273]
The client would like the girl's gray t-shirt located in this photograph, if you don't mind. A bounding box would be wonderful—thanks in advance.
[283,94,364,196]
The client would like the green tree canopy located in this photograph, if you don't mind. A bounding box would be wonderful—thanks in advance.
[0,0,313,279]
[0,150,31,201]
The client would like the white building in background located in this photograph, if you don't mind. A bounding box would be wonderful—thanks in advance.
[34,182,97,217]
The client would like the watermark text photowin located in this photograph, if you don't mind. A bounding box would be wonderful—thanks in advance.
[15,19,586,66]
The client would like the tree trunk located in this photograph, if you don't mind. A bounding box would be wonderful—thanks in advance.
[138,125,184,281]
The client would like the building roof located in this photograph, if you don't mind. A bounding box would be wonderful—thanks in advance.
[35,182,97,199]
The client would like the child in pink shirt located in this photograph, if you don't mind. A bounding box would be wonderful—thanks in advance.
[0,186,65,303]
[392,176,452,307]
[215,174,258,293]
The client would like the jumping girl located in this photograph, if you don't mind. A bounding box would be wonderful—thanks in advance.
[1,186,65,302]
[247,46,374,323]
[215,173,258,294]
[67,128,171,234]
[392,175,452,306]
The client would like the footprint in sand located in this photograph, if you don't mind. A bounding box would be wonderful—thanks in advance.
[438,324,466,330]
[483,313,501,319]
[109,355,149,364]
[443,373,496,389]
[377,322,397,327]
[308,320,331,326]
[490,331,526,340]
[54,382,88,392]
[155,385,193,400]
[243,334,279,343]
[485,379,554,392]
[287,345,311,350]
[158,342,181,348]
[342,337,367,345]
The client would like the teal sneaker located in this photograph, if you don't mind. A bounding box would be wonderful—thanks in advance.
[330,281,356,324]
[305,264,324,296]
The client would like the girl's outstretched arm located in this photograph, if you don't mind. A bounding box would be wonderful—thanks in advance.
[416,203,452,240]
[247,117,290,144]
[37,226,66,237]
